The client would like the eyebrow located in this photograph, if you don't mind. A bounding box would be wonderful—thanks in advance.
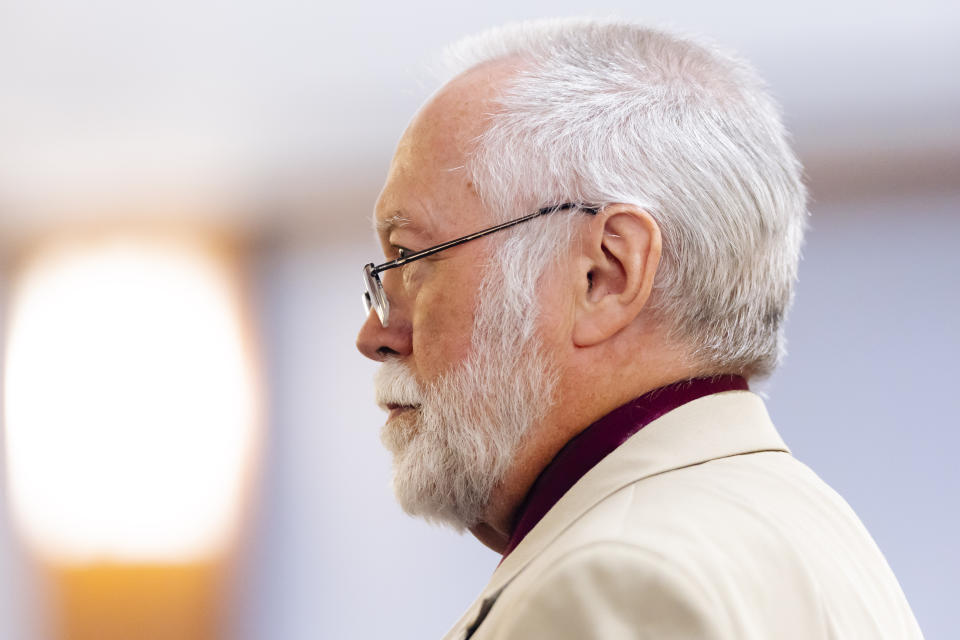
[374,213,415,237]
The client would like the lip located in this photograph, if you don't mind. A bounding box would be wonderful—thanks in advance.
[386,404,417,420]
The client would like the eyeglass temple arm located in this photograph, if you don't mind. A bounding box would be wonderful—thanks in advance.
[370,203,598,275]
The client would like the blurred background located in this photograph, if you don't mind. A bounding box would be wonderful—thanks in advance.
[0,1,957,638]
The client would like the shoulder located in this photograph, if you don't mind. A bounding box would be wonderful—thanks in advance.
[478,453,798,639]
[473,451,920,639]
[484,540,733,639]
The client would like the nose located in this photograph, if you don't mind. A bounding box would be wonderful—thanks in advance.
[356,304,413,362]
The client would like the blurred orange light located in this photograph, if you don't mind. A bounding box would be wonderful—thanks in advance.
[3,229,260,565]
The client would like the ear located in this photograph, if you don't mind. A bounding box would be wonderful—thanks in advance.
[573,205,662,347]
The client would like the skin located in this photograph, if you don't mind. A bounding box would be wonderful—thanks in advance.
[356,60,700,553]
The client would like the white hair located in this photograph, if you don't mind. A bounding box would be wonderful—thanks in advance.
[442,18,808,377]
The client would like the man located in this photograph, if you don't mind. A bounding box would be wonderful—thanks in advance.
[356,18,922,639]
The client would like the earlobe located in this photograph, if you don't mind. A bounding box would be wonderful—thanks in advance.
[572,206,661,347]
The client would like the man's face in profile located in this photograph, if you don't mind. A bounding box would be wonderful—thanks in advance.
[356,65,561,531]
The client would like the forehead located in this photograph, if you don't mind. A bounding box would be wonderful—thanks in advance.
[373,61,520,239]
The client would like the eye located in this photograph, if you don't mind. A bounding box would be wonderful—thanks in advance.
[394,246,413,260]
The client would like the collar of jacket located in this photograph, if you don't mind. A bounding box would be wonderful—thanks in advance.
[444,390,790,640]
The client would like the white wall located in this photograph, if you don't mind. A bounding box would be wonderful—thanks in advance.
[763,191,960,638]
[1,0,957,234]
[0,259,39,640]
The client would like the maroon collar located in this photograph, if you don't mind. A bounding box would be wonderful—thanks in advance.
[501,375,749,558]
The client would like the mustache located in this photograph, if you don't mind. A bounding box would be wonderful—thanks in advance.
[374,359,424,411]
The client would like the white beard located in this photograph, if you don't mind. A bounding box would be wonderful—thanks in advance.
[374,280,557,531]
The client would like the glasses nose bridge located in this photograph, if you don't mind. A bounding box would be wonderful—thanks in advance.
[362,263,390,327]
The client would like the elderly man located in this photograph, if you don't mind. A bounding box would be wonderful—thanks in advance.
[356,19,922,640]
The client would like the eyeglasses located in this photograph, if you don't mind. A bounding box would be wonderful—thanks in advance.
[362,203,599,327]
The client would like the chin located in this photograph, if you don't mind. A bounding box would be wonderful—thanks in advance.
[382,406,497,532]
[380,407,420,454]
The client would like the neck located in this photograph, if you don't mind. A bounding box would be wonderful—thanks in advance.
[468,522,510,553]
[469,341,702,553]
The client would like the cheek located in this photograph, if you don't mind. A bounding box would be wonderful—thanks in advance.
[411,267,485,379]
[537,279,577,346]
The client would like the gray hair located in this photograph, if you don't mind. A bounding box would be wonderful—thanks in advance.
[443,18,808,378]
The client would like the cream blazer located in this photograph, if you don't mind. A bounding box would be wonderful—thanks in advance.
[443,391,923,639]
